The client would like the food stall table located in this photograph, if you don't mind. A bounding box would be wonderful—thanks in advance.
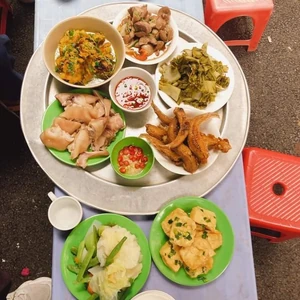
[51,156,257,299]
[29,1,258,299]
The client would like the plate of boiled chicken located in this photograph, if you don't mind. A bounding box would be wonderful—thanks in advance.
[40,89,126,169]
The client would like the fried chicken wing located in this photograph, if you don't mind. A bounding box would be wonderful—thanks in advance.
[151,102,173,124]
[167,117,199,173]
[205,134,232,153]
[140,133,182,164]
[163,107,190,149]
[187,113,219,164]
[145,124,168,142]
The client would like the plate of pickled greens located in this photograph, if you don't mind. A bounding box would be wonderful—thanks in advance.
[61,214,151,300]
[155,42,234,113]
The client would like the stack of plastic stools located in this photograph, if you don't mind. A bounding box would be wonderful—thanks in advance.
[243,147,300,242]
[0,0,12,34]
[204,0,274,51]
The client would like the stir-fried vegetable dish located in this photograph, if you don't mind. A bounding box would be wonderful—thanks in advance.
[55,29,116,85]
[159,43,230,109]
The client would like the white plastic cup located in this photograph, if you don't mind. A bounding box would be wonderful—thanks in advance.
[47,192,83,231]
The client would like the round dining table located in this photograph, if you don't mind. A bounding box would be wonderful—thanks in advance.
[20,1,258,299]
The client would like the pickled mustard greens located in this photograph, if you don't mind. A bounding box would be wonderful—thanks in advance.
[159,43,230,109]
[55,29,116,85]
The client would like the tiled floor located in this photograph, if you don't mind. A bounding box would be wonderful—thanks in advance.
[1,0,299,299]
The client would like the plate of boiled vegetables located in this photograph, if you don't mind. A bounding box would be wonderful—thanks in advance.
[61,214,152,300]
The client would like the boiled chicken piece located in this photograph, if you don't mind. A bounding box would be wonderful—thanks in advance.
[60,105,95,124]
[76,150,109,169]
[91,113,125,151]
[40,126,74,151]
[52,117,81,134]
[101,98,112,117]
[93,102,106,118]
[91,128,117,151]
[91,135,107,151]
[68,127,91,160]
[88,117,108,141]
[93,90,112,117]
[55,93,99,107]
[106,113,125,132]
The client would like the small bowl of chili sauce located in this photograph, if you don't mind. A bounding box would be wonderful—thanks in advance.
[109,67,157,113]
[110,136,155,179]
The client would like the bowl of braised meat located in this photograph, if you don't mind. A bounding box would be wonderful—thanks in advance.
[113,4,179,65]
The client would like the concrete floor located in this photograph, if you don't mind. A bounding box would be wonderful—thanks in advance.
[0,0,299,299]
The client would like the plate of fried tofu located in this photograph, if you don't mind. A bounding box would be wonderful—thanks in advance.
[149,196,234,286]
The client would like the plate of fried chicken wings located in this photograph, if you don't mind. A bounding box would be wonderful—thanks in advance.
[140,103,231,175]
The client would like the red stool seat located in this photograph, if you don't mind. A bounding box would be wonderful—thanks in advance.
[0,0,12,34]
[243,147,300,242]
[204,0,274,51]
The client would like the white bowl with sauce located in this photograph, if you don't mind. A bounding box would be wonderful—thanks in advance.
[108,67,157,113]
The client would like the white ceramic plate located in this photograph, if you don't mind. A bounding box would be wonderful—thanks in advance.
[142,107,222,175]
[112,3,179,65]
[155,41,235,113]
[132,290,175,300]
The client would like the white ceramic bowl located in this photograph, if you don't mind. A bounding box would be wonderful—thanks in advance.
[113,3,179,65]
[132,290,175,300]
[108,67,157,113]
[47,192,83,231]
[43,15,125,89]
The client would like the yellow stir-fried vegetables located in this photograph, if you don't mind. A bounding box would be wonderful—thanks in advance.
[55,29,116,85]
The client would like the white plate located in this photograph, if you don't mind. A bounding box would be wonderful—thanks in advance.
[142,107,222,176]
[132,290,175,300]
[112,3,179,65]
[155,41,235,113]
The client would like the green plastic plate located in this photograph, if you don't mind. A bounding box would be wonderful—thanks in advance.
[61,213,152,300]
[149,196,235,286]
[41,88,126,167]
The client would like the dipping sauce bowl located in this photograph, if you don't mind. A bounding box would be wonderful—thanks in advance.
[109,67,157,113]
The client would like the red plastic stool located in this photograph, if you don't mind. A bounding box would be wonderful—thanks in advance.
[0,0,12,34]
[243,147,300,243]
[204,0,274,51]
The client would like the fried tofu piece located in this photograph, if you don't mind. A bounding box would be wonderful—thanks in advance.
[185,256,214,278]
[206,230,223,250]
[190,206,217,232]
[159,241,183,272]
[179,245,210,270]
[169,215,196,247]
[161,208,188,237]
[194,232,216,257]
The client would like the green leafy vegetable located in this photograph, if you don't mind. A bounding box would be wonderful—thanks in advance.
[105,236,127,267]
[71,246,78,256]
[87,293,99,300]
[67,264,80,274]
[76,245,95,282]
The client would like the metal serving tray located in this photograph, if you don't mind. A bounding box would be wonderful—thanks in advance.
[20,2,250,215]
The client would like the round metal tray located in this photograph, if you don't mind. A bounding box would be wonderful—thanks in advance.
[20,2,250,215]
